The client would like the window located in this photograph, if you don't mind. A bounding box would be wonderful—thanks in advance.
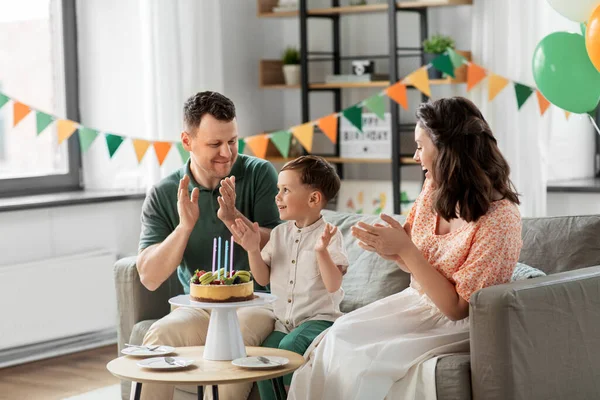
[0,0,80,197]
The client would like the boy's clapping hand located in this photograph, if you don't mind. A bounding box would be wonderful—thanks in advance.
[230,218,261,253]
[315,223,337,252]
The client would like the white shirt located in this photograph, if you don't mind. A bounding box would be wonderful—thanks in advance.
[261,216,349,333]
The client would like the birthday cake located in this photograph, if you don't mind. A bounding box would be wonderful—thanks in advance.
[190,269,255,303]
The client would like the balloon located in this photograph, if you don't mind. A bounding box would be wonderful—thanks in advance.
[586,5,600,71]
[532,31,600,113]
[547,0,600,22]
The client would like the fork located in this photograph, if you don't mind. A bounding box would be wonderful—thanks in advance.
[257,356,280,366]
[125,344,160,351]
[164,357,187,367]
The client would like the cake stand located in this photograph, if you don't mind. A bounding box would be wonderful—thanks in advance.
[168,292,277,361]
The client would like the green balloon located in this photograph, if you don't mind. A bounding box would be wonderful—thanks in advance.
[532,31,600,114]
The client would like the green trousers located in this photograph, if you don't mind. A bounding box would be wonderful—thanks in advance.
[257,320,333,400]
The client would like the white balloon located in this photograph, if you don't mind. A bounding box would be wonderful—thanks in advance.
[547,0,600,22]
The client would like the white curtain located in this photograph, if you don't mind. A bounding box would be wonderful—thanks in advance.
[469,0,594,217]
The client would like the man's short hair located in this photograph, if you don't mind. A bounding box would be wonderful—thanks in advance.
[183,91,236,132]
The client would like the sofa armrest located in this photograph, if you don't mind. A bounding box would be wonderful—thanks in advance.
[114,256,184,352]
[469,265,600,400]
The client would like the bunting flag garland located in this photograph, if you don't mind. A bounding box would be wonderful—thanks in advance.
[292,123,315,152]
[364,94,386,120]
[0,49,591,168]
[132,139,151,163]
[35,111,54,135]
[105,133,124,158]
[78,127,99,153]
[317,114,338,144]
[487,74,510,102]
[153,141,172,166]
[270,130,292,158]
[514,83,535,110]
[13,101,30,127]
[57,119,78,144]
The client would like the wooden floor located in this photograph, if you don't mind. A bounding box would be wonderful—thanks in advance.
[0,345,120,400]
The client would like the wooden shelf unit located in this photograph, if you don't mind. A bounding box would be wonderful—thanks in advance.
[257,0,473,18]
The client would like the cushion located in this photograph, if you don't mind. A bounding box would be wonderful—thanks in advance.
[323,210,410,313]
[511,262,546,281]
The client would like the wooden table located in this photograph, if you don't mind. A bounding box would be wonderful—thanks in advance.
[107,346,305,400]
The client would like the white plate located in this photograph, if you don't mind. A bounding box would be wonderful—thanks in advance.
[137,356,194,370]
[121,345,175,357]
[232,356,289,369]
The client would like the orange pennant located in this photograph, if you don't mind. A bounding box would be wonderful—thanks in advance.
[467,63,487,91]
[406,67,431,98]
[317,114,338,144]
[565,110,571,120]
[13,101,31,127]
[386,82,408,110]
[535,91,551,116]
[132,139,151,163]
[292,123,315,152]
[487,74,509,102]
[153,141,172,166]
[57,120,78,144]
[245,134,270,159]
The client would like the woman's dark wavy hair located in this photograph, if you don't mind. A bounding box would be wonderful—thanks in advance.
[415,97,520,223]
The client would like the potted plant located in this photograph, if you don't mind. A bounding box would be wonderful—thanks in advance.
[282,47,301,86]
[422,34,455,79]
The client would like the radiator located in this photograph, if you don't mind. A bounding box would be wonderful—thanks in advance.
[0,250,118,368]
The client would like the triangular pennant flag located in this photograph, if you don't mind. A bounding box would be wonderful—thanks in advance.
[565,110,571,120]
[176,142,189,163]
[78,127,99,153]
[0,93,9,109]
[132,139,151,163]
[270,130,292,158]
[57,119,78,144]
[364,94,386,120]
[35,111,54,135]
[317,114,338,144]
[153,141,172,166]
[447,48,467,69]
[466,63,487,91]
[406,67,431,97]
[431,53,455,78]
[245,134,270,159]
[105,133,124,158]
[343,105,363,132]
[386,82,408,110]
[514,83,534,110]
[487,74,510,102]
[535,91,551,116]
[13,101,31,127]
[292,123,315,152]
[238,138,246,154]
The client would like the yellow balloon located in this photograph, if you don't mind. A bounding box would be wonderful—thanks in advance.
[586,4,600,72]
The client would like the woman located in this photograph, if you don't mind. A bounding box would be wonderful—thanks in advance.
[287,97,522,400]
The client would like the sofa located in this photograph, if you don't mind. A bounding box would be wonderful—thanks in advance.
[115,211,600,400]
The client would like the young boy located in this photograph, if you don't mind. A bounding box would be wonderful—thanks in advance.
[230,155,349,400]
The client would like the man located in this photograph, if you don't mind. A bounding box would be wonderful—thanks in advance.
[136,91,280,400]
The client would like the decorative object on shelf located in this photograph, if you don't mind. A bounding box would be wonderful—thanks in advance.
[352,60,375,75]
[422,34,455,79]
[324,73,389,84]
[350,0,368,5]
[336,180,420,215]
[273,0,298,13]
[282,47,301,86]
[340,113,390,159]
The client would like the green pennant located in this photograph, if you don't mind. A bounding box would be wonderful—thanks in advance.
[343,105,363,132]
[431,53,456,78]
[270,130,292,158]
[176,142,189,163]
[447,48,467,69]
[364,94,386,120]
[35,111,54,135]
[0,93,9,109]
[514,83,534,110]
[78,127,99,153]
[238,138,246,154]
[105,133,124,158]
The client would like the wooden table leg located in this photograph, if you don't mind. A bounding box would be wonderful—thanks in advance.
[130,382,142,400]
[271,377,286,400]
[212,385,219,400]
[197,385,204,400]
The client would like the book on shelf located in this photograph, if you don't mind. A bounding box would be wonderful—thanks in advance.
[324,74,389,83]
